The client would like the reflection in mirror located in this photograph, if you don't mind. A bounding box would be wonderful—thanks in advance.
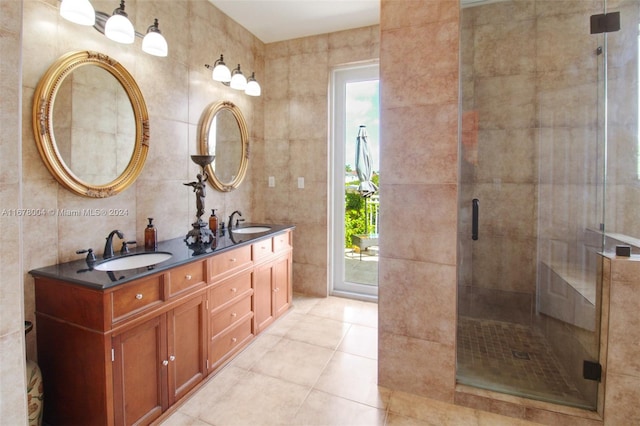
[198,101,249,192]
[209,109,242,184]
[33,50,149,198]
[53,65,135,185]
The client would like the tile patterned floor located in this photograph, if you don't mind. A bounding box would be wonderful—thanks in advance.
[456,316,589,407]
[161,295,539,426]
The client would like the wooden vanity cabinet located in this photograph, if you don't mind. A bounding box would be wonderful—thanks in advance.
[112,314,166,425]
[273,253,292,317]
[254,262,275,332]
[253,231,293,333]
[167,294,207,403]
[111,292,207,425]
[33,230,292,426]
[34,259,208,426]
[207,270,254,371]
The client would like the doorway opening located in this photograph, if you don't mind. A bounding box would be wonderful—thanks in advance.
[330,62,380,301]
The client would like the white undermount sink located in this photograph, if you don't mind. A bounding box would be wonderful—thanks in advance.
[94,252,173,271]
[231,226,272,234]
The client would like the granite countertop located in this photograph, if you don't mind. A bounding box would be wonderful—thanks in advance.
[29,224,294,289]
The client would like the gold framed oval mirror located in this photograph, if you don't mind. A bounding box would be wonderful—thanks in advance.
[198,100,249,192]
[32,50,149,197]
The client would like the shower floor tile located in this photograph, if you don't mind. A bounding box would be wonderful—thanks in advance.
[456,316,590,407]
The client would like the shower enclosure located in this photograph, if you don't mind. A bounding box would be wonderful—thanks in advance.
[457,0,639,410]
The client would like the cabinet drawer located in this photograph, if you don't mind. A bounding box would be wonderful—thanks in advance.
[209,246,251,282]
[209,318,253,366]
[167,260,205,298]
[111,276,163,322]
[252,238,273,261]
[273,232,291,253]
[210,271,252,308]
[210,295,252,338]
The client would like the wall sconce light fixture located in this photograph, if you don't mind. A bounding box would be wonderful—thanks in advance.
[246,72,261,97]
[59,0,168,57]
[141,19,169,57]
[205,55,261,97]
[60,0,95,26]
[229,64,247,91]
[208,55,232,82]
[104,0,135,44]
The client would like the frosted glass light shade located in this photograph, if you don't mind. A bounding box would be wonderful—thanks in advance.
[229,65,247,91]
[142,31,168,56]
[105,13,135,44]
[60,0,95,26]
[142,20,168,57]
[212,55,231,82]
[212,64,231,82]
[245,73,261,97]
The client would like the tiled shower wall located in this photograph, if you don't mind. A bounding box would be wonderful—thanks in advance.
[605,0,640,241]
[459,0,607,326]
[458,0,540,326]
[0,1,28,424]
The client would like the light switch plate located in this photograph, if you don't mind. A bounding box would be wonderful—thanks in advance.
[298,177,304,189]
[268,176,275,187]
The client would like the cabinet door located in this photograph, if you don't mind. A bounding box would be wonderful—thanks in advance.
[254,263,274,332]
[273,254,291,318]
[112,316,167,426]
[167,294,207,404]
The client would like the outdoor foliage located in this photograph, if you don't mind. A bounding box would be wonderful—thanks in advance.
[344,173,379,247]
[345,192,365,247]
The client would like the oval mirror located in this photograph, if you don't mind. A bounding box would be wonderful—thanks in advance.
[198,100,249,192]
[33,50,149,197]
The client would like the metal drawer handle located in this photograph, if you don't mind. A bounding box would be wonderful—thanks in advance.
[162,360,169,366]
[185,274,192,280]
[231,337,237,343]
[231,312,237,317]
[231,287,237,293]
[135,293,143,300]
[169,355,175,362]
[230,258,237,262]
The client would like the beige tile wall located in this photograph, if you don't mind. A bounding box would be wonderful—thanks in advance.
[0,1,28,424]
[4,0,638,423]
[378,0,460,401]
[601,254,640,424]
[20,0,264,359]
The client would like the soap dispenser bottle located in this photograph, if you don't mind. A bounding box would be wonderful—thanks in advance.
[209,209,218,235]
[145,218,157,250]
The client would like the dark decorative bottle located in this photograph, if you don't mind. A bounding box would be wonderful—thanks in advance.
[144,218,157,250]
[209,209,218,234]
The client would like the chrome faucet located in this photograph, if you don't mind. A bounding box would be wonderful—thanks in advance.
[228,210,243,230]
[104,230,124,259]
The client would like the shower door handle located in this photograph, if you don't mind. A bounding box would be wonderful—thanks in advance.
[472,198,479,241]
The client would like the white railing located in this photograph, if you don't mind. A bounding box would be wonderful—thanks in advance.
[365,194,379,235]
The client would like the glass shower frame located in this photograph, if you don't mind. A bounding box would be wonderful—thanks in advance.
[455,0,618,410]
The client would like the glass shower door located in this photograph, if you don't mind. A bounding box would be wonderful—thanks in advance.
[457,0,609,410]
